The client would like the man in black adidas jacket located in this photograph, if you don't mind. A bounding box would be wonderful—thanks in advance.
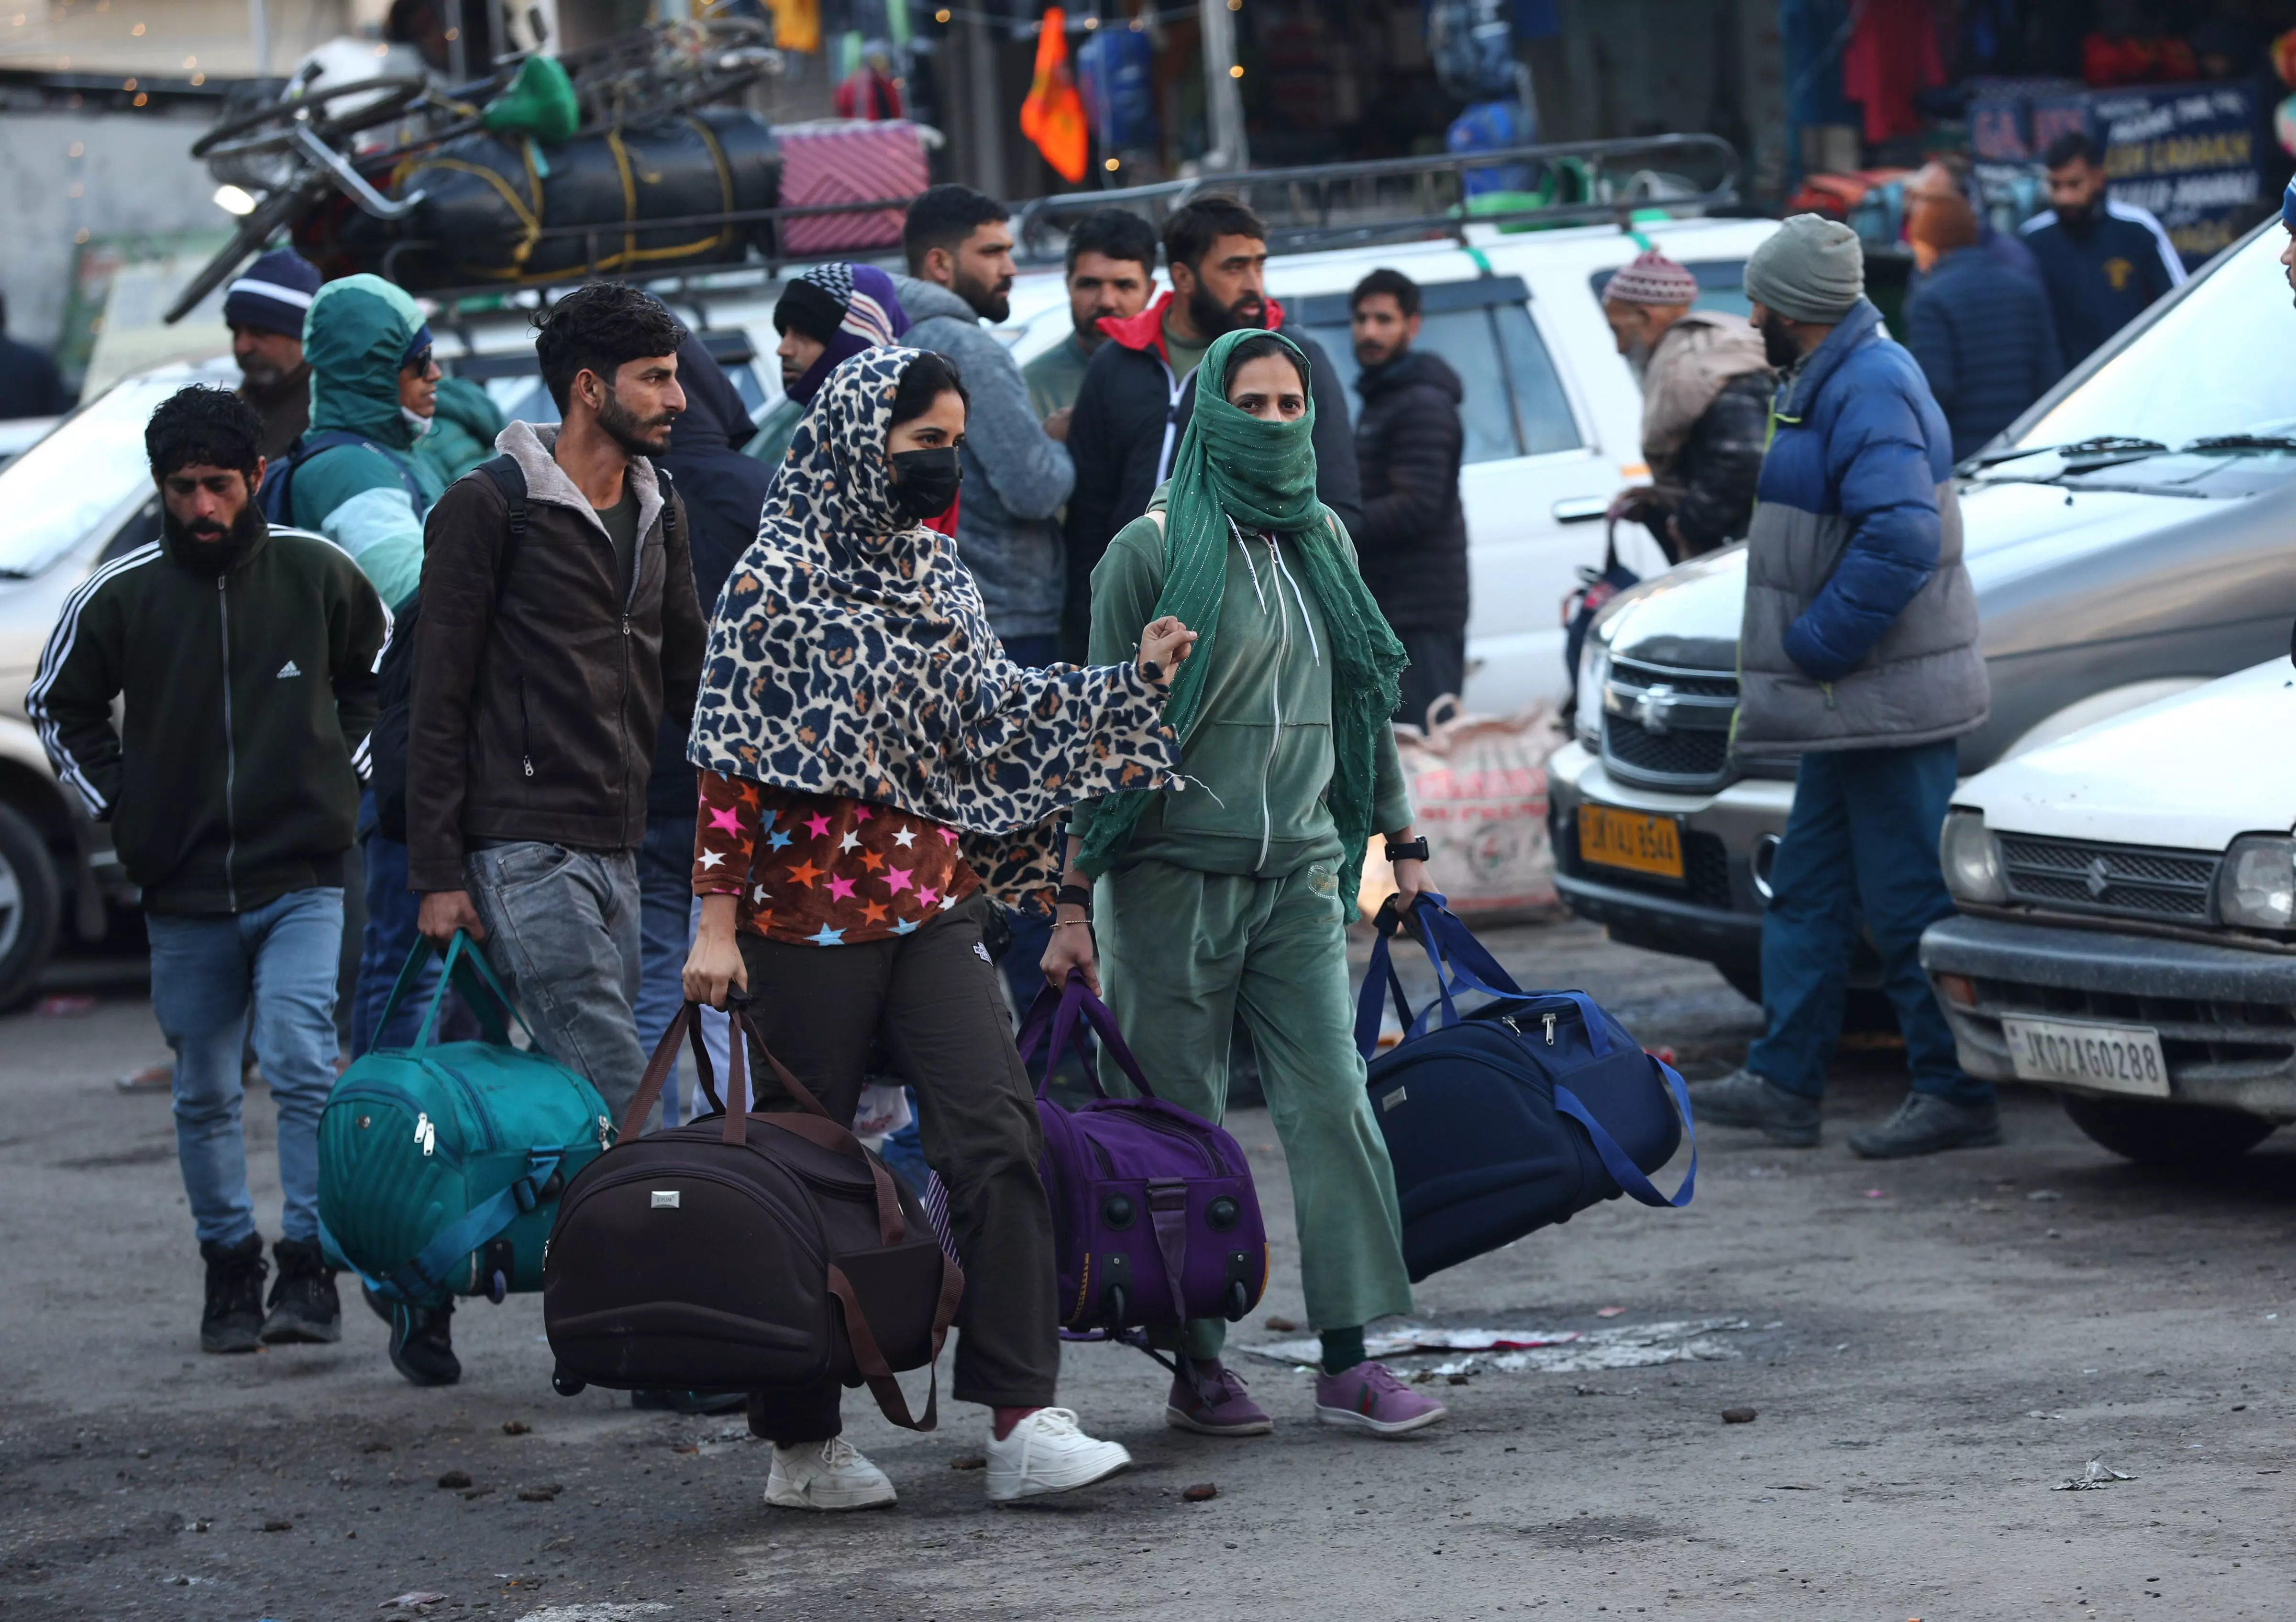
[27,386,387,1358]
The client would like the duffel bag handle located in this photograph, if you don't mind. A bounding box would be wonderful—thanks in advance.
[1555,1054,1697,1209]
[1355,895,1613,1059]
[1015,972,1160,1103]
[619,1000,910,1249]
[826,1249,965,1433]
[366,929,533,1057]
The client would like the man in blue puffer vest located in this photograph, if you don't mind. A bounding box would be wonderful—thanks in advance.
[1687,215,1996,1159]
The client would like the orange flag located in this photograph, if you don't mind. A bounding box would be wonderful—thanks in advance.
[1019,8,1089,183]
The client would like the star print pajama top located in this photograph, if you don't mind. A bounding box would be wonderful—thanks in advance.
[688,767,1060,1429]
[689,770,982,946]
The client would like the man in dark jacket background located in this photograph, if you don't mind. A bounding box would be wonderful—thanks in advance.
[1060,195,1363,662]
[223,249,321,460]
[0,291,72,420]
[1600,249,1771,562]
[27,387,386,1356]
[405,284,705,1385]
[1348,268,1468,726]
[2019,130,2186,369]
[1906,184,2064,461]
[1686,216,1996,1163]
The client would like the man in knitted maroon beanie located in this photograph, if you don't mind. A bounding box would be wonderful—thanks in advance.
[1600,248,1772,562]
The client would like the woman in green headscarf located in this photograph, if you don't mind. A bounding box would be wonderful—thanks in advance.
[1043,329,1447,1441]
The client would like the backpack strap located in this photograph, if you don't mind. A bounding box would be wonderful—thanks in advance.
[475,453,528,598]
[265,430,430,527]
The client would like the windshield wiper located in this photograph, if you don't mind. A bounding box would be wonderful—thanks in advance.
[1961,435,2168,474]
[2181,433,2296,454]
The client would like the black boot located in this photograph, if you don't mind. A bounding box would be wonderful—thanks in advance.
[260,1237,342,1345]
[389,1298,461,1387]
[199,1233,268,1354]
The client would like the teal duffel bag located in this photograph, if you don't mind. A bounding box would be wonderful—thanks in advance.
[318,931,613,1305]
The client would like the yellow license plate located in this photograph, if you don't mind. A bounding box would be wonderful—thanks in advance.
[1577,805,1685,881]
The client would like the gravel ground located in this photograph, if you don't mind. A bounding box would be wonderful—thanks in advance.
[4,918,2293,1621]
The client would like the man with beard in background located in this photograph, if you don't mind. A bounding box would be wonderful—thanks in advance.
[27,386,386,1355]
[223,249,321,459]
[1601,249,1772,563]
[1061,196,1362,663]
[1348,267,1469,726]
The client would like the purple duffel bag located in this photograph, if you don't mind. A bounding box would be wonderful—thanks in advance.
[1016,973,1269,1335]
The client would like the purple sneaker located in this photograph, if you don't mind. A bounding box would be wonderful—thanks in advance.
[1314,1361,1448,1437]
[1165,1360,1273,1436]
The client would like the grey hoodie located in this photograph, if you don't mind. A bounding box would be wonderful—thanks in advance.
[896,276,1074,643]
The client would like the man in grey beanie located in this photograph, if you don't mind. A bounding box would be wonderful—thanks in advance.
[1686,214,1995,1160]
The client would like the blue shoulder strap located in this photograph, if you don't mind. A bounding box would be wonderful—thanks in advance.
[318,1144,565,1303]
[1557,1058,1697,1209]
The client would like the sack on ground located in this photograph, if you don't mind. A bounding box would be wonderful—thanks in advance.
[1356,895,1694,1281]
[1019,974,1269,1334]
[318,932,611,1304]
[542,1003,961,1430]
[1361,700,1564,920]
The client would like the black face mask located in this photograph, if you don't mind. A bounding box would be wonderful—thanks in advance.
[889,446,962,521]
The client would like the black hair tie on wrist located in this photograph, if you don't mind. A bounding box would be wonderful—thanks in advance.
[1056,883,1093,914]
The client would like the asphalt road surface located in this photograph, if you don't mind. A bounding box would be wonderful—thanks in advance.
[5,918,2294,1621]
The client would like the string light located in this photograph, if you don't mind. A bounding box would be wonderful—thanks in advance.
[1104,156,1120,171]
[1228,63,1243,77]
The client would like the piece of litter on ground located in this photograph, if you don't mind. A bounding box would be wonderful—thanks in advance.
[33,993,95,1018]
[2052,1459,2134,1491]
[501,1420,530,1436]
[1243,1319,1750,1375]
[1182,1482,1218,1501]
[1762,1320,1785,1329]
[949,1455,985,1471]
[1862,1189,1887,1199]
[2026,1410,2066,1420]
[434,1470,471,1490]
[376,1596,447,1612]
[115,1063,173,1093]
[1722,1407,1757,1424]
[1595,1306,1626,1318]
[1263,1316,1298,1332]
[2027,1189,2062,1202]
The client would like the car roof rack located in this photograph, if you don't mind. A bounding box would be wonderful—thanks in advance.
[409,131,1738,327]
[1011,132,1740,261]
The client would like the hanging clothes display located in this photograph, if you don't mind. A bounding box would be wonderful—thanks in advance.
[1842,0,1946,144]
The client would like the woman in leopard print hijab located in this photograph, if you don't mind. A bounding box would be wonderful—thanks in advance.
[680,346,1194,1506]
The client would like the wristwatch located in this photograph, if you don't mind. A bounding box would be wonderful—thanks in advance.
[1385,836,1430,863]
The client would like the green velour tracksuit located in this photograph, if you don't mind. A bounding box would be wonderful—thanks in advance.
[1075,508,1415,1358]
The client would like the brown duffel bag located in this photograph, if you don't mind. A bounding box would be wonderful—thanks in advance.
[542,1001,961,1429]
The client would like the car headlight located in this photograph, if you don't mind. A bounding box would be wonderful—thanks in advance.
[2218,835,2296,931]
[1574,643,1610,747]
[1941,810,2007,905]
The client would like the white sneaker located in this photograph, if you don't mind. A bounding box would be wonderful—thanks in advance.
[984,1408,1131,1504]
[764,1436,897,1511]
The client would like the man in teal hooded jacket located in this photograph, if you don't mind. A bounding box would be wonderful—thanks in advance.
[276,274,483,1082]
[279,274,446,612]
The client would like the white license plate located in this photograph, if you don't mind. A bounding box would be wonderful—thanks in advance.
[1999,1015,2170,1096]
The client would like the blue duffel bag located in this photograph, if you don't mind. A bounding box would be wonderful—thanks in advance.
[1354,894,1694,1281]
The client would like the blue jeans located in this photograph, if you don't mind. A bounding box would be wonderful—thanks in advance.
[146,888,345,1246]
[1746,741,1987,1107]
[352,792,477,1054]
[634,813,730,1126]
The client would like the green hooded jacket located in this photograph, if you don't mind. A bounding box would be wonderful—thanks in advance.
[288,274,445,609]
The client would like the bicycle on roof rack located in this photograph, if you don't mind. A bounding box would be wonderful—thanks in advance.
[165,18,785,323]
